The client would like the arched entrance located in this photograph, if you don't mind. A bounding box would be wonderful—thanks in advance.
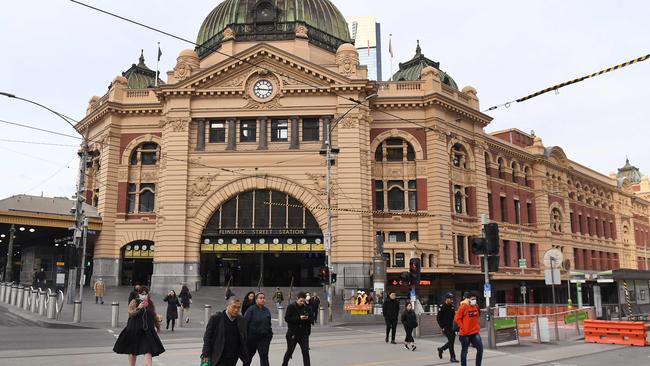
[121,240,154,286]
[200,189,325,287]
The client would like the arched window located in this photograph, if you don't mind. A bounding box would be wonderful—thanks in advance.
[428,254,434,268]
[374,138,415,162]
[497,158,506,179]
[511,162,519,183]
[420,254,426,267]
[524,166,531,186]
[130,142,159,166]
[256,1,276,23]
[451,143,468,169]
[484,152,492,176]
[388,184,405,211]
[127,183,156,213]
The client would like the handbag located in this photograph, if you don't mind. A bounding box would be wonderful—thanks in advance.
[200,359,210,366]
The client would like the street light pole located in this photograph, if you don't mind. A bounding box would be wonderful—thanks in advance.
[324,94,377,322]
[3,225,16,282]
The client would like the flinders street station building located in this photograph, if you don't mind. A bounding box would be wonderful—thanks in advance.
[73,0,650,301]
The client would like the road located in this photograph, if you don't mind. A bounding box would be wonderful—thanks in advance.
[0,320,647,366]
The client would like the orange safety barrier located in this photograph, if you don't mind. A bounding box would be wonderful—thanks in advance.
[584,320,648,347]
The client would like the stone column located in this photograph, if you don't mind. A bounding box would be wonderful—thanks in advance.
[289,116,299,149]
[321,116,331,150]
[258,116,268,150]
[226,118,236,151]
[196,119,206,151]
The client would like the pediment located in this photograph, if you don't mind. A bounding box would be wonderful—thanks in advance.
[168,43,359,93]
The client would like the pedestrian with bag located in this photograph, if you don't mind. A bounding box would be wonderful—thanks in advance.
[401,302,418,351]
[382,292,400,344]
[163,290,181,331]
[454,292,483,366]
[179,284,192,324]
[272,287,284,307]
[94,277,106,304]
[282,291,311,366]
[201,296,249,366]
[437,292,459,362]
[243,292,273,366]
[113,286,165,366]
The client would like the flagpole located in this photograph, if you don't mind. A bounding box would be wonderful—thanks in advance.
[389,34,393,81]
[155,42,160,87]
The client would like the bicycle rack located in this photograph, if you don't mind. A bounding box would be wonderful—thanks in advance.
[56,290,65,320]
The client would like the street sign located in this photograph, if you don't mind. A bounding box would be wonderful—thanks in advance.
[484,283,492,298]
[520,285,527,295]
[324,236,331,250]
[544,268,561,285]
[409,289,416,302]
[543,248,564,269]
[518,258,527,268]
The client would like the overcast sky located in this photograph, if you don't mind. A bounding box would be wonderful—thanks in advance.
[1,0,648,199]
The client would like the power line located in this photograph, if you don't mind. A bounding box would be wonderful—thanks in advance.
[0,145,68,166]
[0,138,79,147]
[25,157,77,194]
[0,119,81,139]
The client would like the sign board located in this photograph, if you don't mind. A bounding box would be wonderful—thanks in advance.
[538,317,550,343]
[517,318,533,338]
[484,283,492,298]
[518,258,527,268]
[324,236,331,251]
[544,268,561,285]
[56,273,66,285]
[564,311,588,324]
[410,289,416,302]
[520,286,527,295]
[418,280,431,286]
[494,318,518,346]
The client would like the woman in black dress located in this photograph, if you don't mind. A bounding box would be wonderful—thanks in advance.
[401,302,418,351]
[163,289,180,331]
[179,285,192,324]
[113,286,165,366]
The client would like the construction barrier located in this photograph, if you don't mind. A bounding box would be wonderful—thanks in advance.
[584,320,647,347]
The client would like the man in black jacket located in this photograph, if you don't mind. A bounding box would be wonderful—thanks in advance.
[437,292,458,363]
[382,292,400,344]
[282,291,311,366]
[201,297,249,366]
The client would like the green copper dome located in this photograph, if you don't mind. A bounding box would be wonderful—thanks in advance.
[196,0,351,57]
[617,157,643,184]
[392,41,458,90]
[122,51,164,89]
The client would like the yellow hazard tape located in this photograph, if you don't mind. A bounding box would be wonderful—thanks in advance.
[264,201,437,217]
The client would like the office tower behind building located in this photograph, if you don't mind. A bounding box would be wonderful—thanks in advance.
[348,16,382,81]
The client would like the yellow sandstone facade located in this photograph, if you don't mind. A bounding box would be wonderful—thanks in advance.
[77,0,649,298]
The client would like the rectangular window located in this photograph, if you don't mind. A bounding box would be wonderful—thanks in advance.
[374,180,384,211]
[464,187,471,215]
[271,119,289,142]
[209,121,226,143]
[500,196,507,222]
[529,243,537,268]
[503,240,510,267]
[578,214,583,234]
[409,231,419,241]
[595,218,600,237]
[388,232,406,242]
[570,212,575,233]
[395,253,405,268]
[240,120,257,142]
[456,235,466,264]
[526,202,533,224]
[488,193,493,220]
[587,217,592,236]
[138,183,155,213]
[517,241,522,262]
[408,180,417,212]
[302,118,320,141]
[127,183,137,213]
[514,199,521,224]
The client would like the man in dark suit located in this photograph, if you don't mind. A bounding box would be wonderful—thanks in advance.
[201,297,249,366]
[282,291,311,366]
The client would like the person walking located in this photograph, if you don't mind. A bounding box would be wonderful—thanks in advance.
[201,297,249,366]
[242,291,256,316]
[113,286,165,366]
[454,292,483,366]
[179,285,192,324]
[243,292,273,366]
[282,291,311,366]
[310,293,321,325]
[272,287,284,307]
[401,303,418,351]
[437,292,459,363]
[94,277,106,304]
[163,290,181,331]
[382,292,400,344]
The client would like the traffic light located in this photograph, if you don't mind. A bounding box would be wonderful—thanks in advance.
[65,245,79,269]
[470,237,487,255]
[400,271,412,286]
[484,223,500,255]
[319,266,329,284]
[481,255,500,272]
[409,258,421,282]
[331,273,337,284]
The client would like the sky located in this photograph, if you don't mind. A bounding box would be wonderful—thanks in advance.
[0,0,648,199]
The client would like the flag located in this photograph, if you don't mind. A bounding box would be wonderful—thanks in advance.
[157,43,162,62]
[367,39,371,56]
[389,34,393,58]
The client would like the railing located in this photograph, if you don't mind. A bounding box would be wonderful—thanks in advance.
[126,89,151,98]
[377,81,423,92]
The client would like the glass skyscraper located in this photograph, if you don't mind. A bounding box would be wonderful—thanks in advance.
[348,16,382,81]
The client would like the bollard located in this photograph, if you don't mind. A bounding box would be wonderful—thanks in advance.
[111,302,119,328]
[277,306,285,328]
[38,290,47,316]
[319,307,325,326]
[2,283,7,303]
[23,288,30,310]
[47,293,57,319]
[204,304,212,325]
[0,283,5,303]
[30,289,38,313]
[11,284,19,306]
[16,286,24,308]
[575,309,581,335]
[178,306,185,328]
[73,300,82,323]
[7,284,14,304]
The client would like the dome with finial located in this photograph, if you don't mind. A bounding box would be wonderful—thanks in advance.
[121,50,165,89]
[196,0,351,58]
[617,157,643,184]
[391,40,458,89]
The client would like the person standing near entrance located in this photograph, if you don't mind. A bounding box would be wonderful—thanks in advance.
[243,292,272,366]
[454,292,483,366]
[310,293,321,325]
[437,292,459,363]
[382,292,400,344]
[282,292,311,366]
[201,297,249,366]
[163,290,181,331]
[179,285,192,324]
[272,287,284,307]
[94,277,106,304]
[401,303,418,351]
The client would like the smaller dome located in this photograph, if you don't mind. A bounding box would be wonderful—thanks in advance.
[178,49,198,58]
[121,50,165,89]
[617,157,643,184]
[391,41,458,89]
[337,43,357,53]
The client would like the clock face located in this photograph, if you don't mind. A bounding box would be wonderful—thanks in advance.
[253,80,274,99]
